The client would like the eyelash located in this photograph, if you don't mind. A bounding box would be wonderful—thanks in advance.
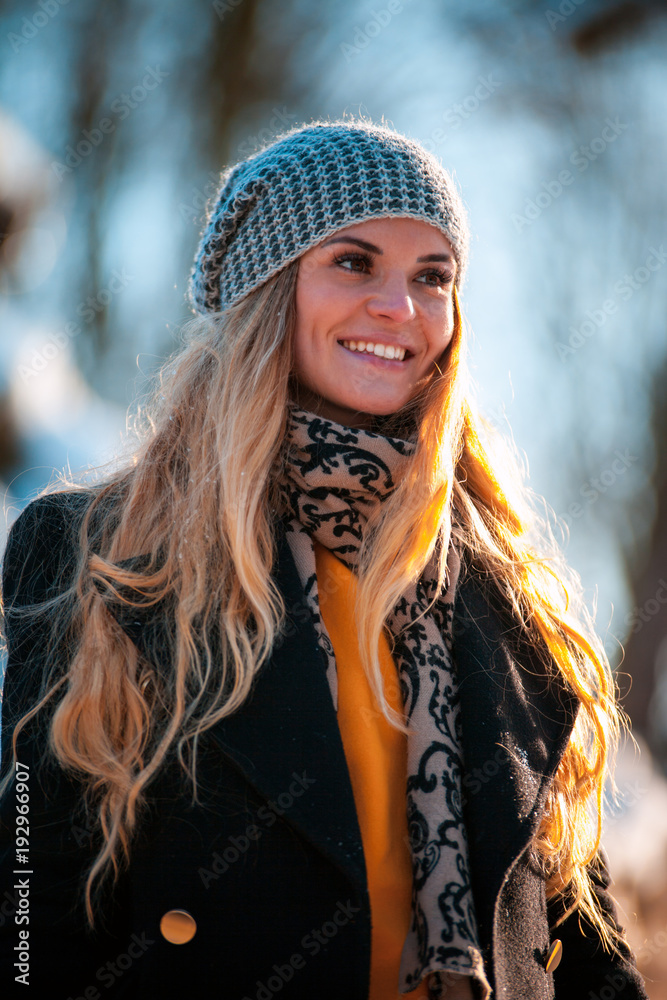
[332,251,453,287]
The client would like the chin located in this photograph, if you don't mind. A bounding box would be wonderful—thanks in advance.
[345,396,408,417]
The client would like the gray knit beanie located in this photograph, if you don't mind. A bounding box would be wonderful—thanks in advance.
[189,118,470,315]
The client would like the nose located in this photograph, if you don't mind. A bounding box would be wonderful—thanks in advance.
[366,271,416,323]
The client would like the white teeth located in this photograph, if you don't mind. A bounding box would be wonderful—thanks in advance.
[340,340,407,361]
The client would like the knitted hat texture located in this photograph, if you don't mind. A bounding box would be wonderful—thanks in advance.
[189,118,470,314]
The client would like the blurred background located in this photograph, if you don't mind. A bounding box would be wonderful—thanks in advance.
[1,0,666,991]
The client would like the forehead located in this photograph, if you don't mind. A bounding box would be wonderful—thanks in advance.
[317,216,455,256]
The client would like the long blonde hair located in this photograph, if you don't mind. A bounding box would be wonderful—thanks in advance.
[1,258,623,947]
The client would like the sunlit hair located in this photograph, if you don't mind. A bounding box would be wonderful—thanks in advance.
[1,256,623,950]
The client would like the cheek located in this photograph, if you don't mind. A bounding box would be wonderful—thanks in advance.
[292,291,329,387]
[294,274,329,341]
[294,279,309,333]
[291,322,311,378]
[426,301,456,355]
[293,284,315,365]
[293,273,351,363]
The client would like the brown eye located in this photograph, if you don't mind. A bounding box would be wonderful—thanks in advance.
[417,269,454,287]
[333,252,373,273]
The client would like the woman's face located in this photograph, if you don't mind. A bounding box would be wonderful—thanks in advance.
[292,216,457,428]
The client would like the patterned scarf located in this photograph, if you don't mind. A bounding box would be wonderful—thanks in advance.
[277,404,491,1000]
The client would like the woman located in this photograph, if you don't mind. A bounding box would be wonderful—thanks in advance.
[0,119,648,999]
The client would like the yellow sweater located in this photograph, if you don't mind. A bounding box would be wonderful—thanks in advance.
[314,540,428,1000]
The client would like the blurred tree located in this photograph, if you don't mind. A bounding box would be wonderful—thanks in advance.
[451,0,667,763]
[622,356,667,764]
[1,0,666,765]
[0,112,49,479]
[0,0,320,393]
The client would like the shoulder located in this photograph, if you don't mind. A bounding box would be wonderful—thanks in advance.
[452,560,525,658]
[452,557,580,721]
[2,490,95,607]
[453,557,560,666]
[1,491,97,763]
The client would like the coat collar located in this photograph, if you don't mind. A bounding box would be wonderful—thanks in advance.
[107,531,578,925]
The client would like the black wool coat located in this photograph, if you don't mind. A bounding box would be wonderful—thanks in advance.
[0,492,648,1000]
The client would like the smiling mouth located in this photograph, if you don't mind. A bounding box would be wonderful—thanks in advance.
[338,339,411,361]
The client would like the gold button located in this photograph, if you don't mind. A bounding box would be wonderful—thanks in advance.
[160,909,197,945]
[546,938,563,973]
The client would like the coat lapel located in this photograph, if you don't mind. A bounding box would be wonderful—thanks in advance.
[204,525,367,889]
[453,570,579,944]
[107,526,366,894]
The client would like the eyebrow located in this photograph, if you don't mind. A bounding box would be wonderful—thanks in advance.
[321,235,455,265]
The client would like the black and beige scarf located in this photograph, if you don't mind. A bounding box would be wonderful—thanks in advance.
[277,404,491,1000]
